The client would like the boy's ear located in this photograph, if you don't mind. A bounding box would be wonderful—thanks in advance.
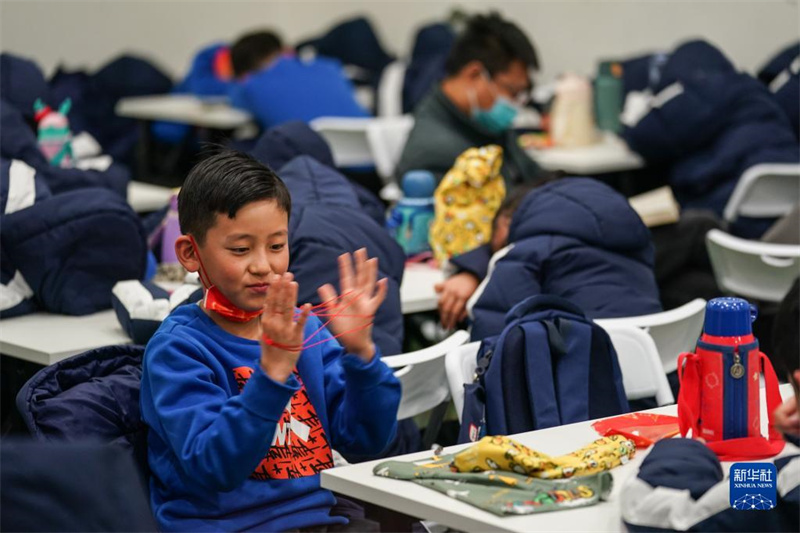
[174,235,200,273]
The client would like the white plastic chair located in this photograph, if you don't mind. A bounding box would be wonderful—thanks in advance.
[445,328,676,425]
[310,116,414,183]
[600,325,675,406]
[445,341,481,423]
[595,298,706,374]
[365,116,414,182]
[723,163,800,223]
[309,117,374,168]
[706,229,800,303]
[377,60,407,118]
[382,330,470,447]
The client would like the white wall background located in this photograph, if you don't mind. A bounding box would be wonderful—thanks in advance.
[1,0,798,83]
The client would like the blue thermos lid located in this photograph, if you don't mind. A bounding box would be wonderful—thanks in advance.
[402,170,436,198]
[702,297,757,337]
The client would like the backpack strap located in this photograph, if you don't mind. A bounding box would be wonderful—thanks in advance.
[542,318,591,424]
[677,351,702,439]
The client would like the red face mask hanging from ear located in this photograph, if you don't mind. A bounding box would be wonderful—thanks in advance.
[187,235,263,323]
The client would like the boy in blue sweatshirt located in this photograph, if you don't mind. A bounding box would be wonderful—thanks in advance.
[140,149,401,532]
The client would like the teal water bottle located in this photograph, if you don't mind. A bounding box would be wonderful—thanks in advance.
[594,61,624,133]
[386,171,436,256]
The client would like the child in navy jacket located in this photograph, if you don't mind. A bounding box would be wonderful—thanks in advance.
[140,150,400,531]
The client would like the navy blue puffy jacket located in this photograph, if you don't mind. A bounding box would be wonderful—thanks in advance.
[0,157,148,317]
[465,178,662,341]
[278,156,405,355]
[622,40,800,216]
[622,438,799,532]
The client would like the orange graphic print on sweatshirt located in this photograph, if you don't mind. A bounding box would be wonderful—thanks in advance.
[232,366,334,480]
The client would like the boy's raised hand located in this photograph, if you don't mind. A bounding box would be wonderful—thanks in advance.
[260,272,311,383]
[317,248,387,362]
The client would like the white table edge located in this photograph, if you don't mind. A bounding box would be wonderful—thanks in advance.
[322,384,795,532]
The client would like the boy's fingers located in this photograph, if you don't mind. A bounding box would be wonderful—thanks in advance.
[373,277,388,307]
[284,281,298,321]
[434,282,444,293]
[355,248,368,290]
[339,253,354,293]
[317,283,338,305]
[365,257,378,295]
[296,303,311,331]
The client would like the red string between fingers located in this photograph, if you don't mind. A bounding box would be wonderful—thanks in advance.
[261,290,374,352]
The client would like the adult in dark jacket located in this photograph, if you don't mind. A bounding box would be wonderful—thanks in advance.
[622,40,799,224]
[458,177,662,341]
[250,121,385,226]
[277,155,405,357]
[758,41,800,138]
[396,13,542,184]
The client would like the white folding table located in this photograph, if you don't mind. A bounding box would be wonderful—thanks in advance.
[526,132,644,175]
[322,384,795,532]
[0,310,131,366]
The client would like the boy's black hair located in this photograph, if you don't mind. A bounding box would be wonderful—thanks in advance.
[231,30,283,77]
[444,12,539,78]
[178,149,291,244]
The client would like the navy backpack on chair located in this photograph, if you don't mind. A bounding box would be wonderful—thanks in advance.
[459,295,630,443]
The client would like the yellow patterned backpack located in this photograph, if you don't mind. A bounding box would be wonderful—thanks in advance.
[429,145,507,262]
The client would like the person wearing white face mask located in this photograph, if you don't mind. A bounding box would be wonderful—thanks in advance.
[396,12,544,185]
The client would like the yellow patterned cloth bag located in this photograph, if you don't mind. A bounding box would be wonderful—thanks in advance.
[452,435,636,479]
[429,145,506,262]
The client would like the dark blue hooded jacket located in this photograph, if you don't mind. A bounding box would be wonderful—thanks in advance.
[622,40,800,217]
[463,178,662,341]
[0,157,148,317]
[622,438,799,532]
[758,41,800,138]
[250,120,386,225]
[278,156,405,356]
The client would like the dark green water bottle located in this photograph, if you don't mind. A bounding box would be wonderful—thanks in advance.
[595,61,624,133]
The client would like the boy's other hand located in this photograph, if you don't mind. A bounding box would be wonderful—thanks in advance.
[260,272,311,383]
[435,272,479,330]
[773,369,800,437]
[317,248,387,362]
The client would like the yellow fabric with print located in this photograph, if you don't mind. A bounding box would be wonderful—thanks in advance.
[452,435,636,479]
[429,145,506,262]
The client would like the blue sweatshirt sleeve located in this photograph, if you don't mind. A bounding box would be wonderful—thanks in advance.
[143,332,299,492]
[314,328,401,456]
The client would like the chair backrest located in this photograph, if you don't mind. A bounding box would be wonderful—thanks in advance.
[706,228,800,303]
[309,117,374,168]
[723,163,800,223]
[309,116,414,184]
[445,341,480,423]
[377,60,407,118]
[600,325,675,406]
[595,298,706,374]
[382,329,469,420]
[365,115,414,182]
